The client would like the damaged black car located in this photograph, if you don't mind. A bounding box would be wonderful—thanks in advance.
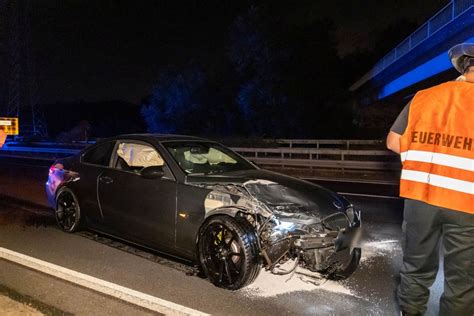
[46,134,361,290]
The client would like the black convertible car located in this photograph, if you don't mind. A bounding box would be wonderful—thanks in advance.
[46,134,361,289]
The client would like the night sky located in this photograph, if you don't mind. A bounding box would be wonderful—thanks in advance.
[29,0,447,105]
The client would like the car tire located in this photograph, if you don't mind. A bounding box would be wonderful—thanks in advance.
[55,187,83,233]
[198,215,261,290]
[325,247,361,280]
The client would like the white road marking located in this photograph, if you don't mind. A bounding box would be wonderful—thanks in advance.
[0,247,209,316]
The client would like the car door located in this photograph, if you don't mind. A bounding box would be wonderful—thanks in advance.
[97,140,177,250]
[76,140,117,225]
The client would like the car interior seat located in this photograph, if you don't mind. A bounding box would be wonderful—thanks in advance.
[174,148,194,172]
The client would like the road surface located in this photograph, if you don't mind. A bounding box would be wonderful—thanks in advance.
[0,157,444,315]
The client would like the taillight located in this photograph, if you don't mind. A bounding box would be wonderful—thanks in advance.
[49,163,64,175]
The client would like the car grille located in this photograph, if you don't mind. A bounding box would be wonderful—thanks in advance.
[321,213,349,231]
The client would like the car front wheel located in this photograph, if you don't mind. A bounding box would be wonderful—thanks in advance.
[198,215,261,290]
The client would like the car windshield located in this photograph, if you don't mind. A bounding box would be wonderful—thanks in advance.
[163,141,256,175]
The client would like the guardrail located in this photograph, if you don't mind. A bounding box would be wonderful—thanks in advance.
[0,140,399,172]
[273,139,384,149]
[0,146,80,155]
[0,145,81,161]
[233,147,399,171]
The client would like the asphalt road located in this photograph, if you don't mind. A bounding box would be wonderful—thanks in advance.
[0,157,444,315]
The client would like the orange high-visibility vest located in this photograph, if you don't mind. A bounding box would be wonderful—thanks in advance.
[399,81,474,214]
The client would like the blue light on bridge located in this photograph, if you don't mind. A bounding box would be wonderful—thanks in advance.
[378,36,474,99]
[378,53,451,99]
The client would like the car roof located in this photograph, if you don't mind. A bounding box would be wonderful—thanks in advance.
[102,133,211,143]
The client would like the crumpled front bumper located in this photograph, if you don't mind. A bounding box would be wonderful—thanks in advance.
[295,210,362,273]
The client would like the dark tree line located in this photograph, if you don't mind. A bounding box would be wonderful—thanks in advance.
[38,3,420,141]
[141,6,355,139]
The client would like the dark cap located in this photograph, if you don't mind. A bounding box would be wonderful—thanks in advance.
[448,43,474,73]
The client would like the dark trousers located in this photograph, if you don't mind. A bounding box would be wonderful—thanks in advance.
[398,199,474,315]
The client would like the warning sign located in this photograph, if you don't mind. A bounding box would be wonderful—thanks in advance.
[0,130,6,149]
[0,117,19,135]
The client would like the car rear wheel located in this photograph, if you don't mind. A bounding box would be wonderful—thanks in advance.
[198,215,261,290]
[55,187,83,233]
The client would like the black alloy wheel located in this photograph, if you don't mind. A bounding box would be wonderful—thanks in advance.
[55,188,82,233]
[198,215,261,290]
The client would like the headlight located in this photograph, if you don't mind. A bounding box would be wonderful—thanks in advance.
[346,207,355,223]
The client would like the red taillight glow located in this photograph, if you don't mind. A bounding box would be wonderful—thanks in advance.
[49,163,64,175]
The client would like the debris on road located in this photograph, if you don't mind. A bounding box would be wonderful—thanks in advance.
[242,269,355,298]
[360,239,401,264]
[241,259,355,298]
[241,238,401,298]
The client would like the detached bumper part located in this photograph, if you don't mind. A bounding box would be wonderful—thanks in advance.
[297,211,361,277]
[264,207,361,279]
[297,231,360,273]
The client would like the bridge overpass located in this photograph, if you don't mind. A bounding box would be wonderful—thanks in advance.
[351,0,473,110]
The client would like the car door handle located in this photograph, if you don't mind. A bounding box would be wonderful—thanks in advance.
[99,176,114,184]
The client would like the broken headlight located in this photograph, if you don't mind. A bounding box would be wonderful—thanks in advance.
[346,206,355,223]
[321,213,349,231]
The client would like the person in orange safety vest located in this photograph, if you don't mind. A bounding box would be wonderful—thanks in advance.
[386,43,474,315]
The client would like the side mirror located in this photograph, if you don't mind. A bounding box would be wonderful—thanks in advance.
[141,166,165,179]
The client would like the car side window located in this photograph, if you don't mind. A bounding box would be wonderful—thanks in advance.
[114,142,165,173]
[82,141,115,166]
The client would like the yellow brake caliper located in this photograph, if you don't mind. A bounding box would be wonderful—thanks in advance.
[215,230,223,245]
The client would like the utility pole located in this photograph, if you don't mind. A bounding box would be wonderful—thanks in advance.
[4,0,47,138]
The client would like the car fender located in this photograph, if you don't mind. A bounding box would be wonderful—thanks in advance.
[195,206,255,246]
[204,206,253,219]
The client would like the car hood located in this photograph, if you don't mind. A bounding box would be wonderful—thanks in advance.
[186,169,350,221]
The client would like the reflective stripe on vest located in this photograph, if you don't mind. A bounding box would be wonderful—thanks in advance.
[399,82,474,214]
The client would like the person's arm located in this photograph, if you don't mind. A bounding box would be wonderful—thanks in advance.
[386,102,410,154]
[386,131,401,154]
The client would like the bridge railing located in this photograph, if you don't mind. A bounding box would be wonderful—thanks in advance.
[373,0,473,78]
[351,0,474,91]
